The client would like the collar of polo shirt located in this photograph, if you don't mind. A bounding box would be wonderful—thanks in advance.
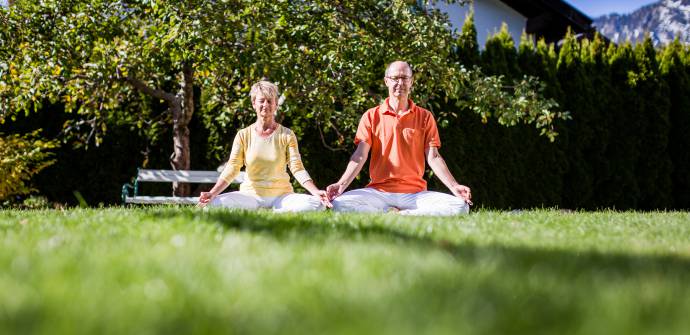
[380,98,417,117]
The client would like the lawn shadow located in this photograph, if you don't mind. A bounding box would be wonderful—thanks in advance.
[135,207,690,334]
[147,207,690,281]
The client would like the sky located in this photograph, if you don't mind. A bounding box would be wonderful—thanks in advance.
[566,0,660,18]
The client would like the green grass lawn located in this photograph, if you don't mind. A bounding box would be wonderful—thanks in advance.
[1,208,690,335]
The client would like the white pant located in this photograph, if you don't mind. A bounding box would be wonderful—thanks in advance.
[209,192,325,213]
[332,188,469,216]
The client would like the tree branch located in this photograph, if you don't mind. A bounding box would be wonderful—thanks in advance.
[329,120,345,144]
[125,75,176,103]
[316,120,346,152]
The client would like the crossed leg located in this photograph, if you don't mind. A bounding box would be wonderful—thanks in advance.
[272,193,325,213]
[397,191,469,216]
[209,191,260,209]
[332,188,392,213]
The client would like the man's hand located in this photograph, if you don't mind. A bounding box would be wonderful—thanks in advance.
[326,142,369,201]
[326,183,347,200]
[197,191,215,208]
[450,184,473,206]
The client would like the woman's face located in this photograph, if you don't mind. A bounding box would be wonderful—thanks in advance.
[252,93,277,122]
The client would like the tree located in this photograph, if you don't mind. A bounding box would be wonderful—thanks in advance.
[660,39,690,209]
[557,28,596,208]
[633,36,672,209]
[582,34,614,209]
[2,0,256,195]
[2,0,567,196]
[603,42,641,209]
[515,32,566,208]
[456,10,479,67]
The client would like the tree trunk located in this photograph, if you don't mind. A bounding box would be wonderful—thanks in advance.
[169,63,195,196]
[124,67,195,197]
[170,119,191,196]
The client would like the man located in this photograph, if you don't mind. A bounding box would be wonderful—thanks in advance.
[326,61,472,215]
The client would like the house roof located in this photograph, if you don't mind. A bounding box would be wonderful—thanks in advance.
[500,0,596,43]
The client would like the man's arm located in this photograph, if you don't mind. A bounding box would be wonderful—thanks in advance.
[326,141,371,200]
[426,147,472,205]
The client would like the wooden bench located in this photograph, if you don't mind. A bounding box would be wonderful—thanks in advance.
[121,169,244,205]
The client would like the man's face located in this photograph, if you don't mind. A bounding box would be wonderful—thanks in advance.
[385,63,413,98]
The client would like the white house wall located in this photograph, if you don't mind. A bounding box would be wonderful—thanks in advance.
[432,0,527,49]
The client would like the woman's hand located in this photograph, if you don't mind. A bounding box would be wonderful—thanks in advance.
[198,179,230,209]
[197,191,215,208]
[302,180,333,209]
[312,189,333,209]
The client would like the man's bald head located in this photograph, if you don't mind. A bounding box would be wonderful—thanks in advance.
[385,61,413,78]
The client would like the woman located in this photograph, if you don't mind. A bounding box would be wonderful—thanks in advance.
[198,81,330,212]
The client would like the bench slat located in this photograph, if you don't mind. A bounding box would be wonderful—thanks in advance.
[137,169,218,182]
[124,196,199,205]
[136,169,244,183]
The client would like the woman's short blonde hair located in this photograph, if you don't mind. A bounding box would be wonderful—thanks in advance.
[250,80,279,104]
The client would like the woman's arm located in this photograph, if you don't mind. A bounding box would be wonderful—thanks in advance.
[197,132,245,208]
[286,131,332,208]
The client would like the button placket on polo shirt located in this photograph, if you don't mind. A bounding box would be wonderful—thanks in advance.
[391,105,413,136]
[396,106,418,145]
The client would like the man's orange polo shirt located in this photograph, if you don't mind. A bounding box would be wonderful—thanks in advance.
[355,98,441,193]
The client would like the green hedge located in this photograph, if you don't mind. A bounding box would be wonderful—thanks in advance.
[449,29,687,210]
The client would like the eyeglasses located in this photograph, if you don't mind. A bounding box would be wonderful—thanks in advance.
[386,76,412,83]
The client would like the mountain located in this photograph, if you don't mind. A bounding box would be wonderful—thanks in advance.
[593,0,690,45]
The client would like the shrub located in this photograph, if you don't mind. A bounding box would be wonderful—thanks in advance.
[0,130,57,201]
